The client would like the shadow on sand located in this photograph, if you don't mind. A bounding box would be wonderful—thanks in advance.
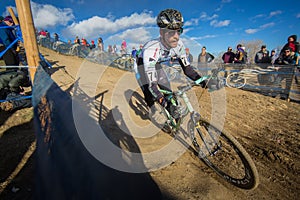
[32,67,165,200]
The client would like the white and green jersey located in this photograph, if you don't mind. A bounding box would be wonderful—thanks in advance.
[136,37,201,101]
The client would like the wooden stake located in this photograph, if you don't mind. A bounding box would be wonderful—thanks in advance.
[15,0,40,82]
[8,7,19,25]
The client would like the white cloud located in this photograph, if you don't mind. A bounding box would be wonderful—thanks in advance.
[249,14,265,22]
[190,35,217,40]
[199,12,218,21]
[245,22,275,34]
[31,2,75,29]
[245,29,259,34]
[63,11,156,39]
[297,13,300,18]
[107,27,152,45]
[186,12,229,28]
[185,18,200,26]
[210,19,230,27]
[259,22,275,29]
[269,10,282,17]
[105,27,158,51]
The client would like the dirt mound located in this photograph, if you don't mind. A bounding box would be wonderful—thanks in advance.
[0,46,299,200]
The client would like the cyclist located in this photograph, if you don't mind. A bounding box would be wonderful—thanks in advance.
[136,9,208,117]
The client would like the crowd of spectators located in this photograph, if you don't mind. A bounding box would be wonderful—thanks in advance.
[35,28,299,68]
[0,13,299,105]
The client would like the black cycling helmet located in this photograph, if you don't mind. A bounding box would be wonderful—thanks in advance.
[157,9,184,30]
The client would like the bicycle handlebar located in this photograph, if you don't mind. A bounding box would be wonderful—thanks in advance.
[176,75,210,94]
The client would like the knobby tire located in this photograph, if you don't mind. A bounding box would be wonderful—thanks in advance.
[188,119,259,190]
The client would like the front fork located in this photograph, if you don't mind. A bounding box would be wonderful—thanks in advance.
[190,112,221,156]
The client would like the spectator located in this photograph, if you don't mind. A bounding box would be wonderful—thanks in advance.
[74,36,80,44]
[70,36,81,55]
[222,46,235,63]
[53,33,59,42]
[97,37,104,51]
[275,47,297,65]
[274,46,296,97]
[38,29,47,38]
[280,35,299,56]
[89,40,96,49]
[234,44,247,64]
[255,45,271,63]
[270,49,277,64]
[136,44,143,58]
[197,46,214,63]
[0,16,3,23]
[81,38,88,46]
[121,39,127,54]
[197,46,214,75]
[131,47,137,58]
[107,45,113,54]
[45,30,50,38]
[3,16,14,26]
[0,16,19,66]
[3,16,16,36]
[185,48,193,63]
[112,44,117,55]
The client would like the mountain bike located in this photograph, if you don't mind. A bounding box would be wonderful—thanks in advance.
[154,70,259,190]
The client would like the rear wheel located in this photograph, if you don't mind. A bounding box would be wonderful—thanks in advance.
[226,72,246,88]
[188,119,259,189]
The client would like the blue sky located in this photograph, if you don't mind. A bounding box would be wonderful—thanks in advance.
[2,0,300,56]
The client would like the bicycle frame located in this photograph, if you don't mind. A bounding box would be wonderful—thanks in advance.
[155,66,260,189]
[158,75,210,131]
[158,74,224,157]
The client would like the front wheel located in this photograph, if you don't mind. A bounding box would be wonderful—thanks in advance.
[226,72,246,88]
[188,119,259,189]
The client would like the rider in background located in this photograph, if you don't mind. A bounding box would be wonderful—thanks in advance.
[136,9,207,115]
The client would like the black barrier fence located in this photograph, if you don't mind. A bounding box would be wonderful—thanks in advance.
[202,63,299,101]
[38,38,300,102]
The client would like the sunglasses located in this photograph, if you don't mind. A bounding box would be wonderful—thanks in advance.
[165,28,183,36]
[285,50,290,53]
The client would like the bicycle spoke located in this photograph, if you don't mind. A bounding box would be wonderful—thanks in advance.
[188,119,259,189]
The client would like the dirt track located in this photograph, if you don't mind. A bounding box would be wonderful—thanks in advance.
[0,46,299,200]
